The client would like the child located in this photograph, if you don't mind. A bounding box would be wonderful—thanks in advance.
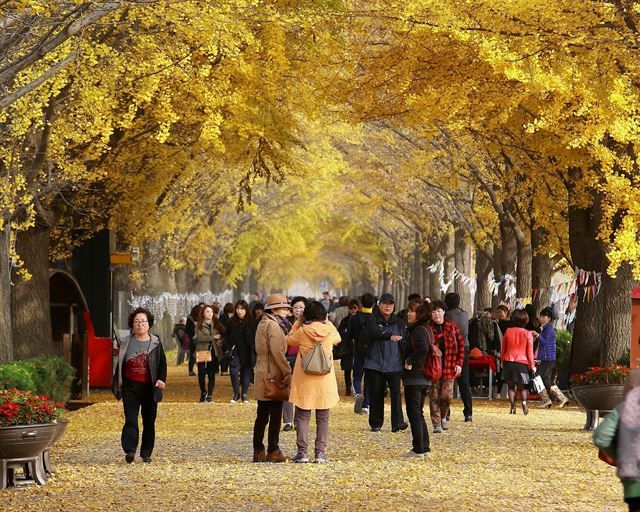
[593,369,640,512]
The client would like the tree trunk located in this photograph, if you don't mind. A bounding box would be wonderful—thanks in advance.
[11,224,53,359]
[475,243,492,313]
[567,188,634,374]
[454,229,473,312]
[0,220,13,362]
[531,227,553,312]
[499,220,517,305]
[516,238,532,300]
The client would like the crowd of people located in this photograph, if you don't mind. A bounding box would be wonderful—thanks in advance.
[113,291,568,464]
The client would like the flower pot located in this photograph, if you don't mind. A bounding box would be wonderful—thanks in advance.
[0,423,58,459]
[48,420,69,448]
[572,384,625,412]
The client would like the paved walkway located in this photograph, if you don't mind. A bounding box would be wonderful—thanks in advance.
[0,356,624,511]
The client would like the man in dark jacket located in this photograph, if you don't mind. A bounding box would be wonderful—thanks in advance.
[362,293,408,433]
[445,293,472,422]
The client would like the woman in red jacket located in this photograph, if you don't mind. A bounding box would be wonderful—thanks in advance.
[428,300,464,433]
[501,309,536,415]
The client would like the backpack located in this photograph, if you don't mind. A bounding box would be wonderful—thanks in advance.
[301,341,332,375]
[413,325,442,382]
[354,314,372,357]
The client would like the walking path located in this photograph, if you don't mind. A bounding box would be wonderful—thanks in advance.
[0,357,624,511]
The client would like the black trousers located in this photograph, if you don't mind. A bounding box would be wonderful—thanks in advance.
[365,369,404,430]
[342,357,353,396]
[253,400,284,452]
[197,360,218,395]
[457,347,473,418]
[404,384,430,453]
[121,379,157,458]
[188,346,196,373]
[538,360,556,389]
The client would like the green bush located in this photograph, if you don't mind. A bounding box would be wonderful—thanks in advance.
[0,363,36,393]
[556,329,572,369]
[0,356,75,403]
[618,350,630,367]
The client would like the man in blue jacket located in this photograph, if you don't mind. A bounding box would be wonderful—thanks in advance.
[537,307,569,408]
[363,293,408,432]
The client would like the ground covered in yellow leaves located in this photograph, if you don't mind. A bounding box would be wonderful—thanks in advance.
[0,358,625,512]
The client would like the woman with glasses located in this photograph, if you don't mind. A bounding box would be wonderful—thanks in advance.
[112,307,167,463]
[282,296,307,431]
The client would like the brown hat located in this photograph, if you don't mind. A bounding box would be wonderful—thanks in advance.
[264,294,292,311]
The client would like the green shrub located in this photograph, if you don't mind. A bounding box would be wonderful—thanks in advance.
[0,356,75,403]
[617,350,630,367]
[556,329,572,369]
[0,363,36,393]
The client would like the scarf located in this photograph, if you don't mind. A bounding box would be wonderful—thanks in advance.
[618,386,640,480]
[265,312,292,335]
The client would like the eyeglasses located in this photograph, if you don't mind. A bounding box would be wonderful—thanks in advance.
[133,320,149,325]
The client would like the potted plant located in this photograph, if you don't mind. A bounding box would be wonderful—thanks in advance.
[570,365,629,413]
[0,389,63,460]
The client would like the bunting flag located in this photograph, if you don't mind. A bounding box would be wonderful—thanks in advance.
[129,290,235,322]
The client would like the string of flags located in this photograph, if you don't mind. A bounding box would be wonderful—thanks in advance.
[428,261,603,306]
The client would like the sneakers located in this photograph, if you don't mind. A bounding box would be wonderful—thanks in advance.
[292,453,309,463]
[125,452,135,464]
[242,394,249,403]
[266,450,288,463]
[360,407,369,415]
[282,423,293,432]
[314,454,327,463]
[371,426,382,432]
[205,395,213,403]
[403,450,425,458]
[230,393,240,403]
[252,450,267,462]
[392,422,409,433]
[464,416,473,422]
[142,456,152,463]
[433,424,442,433]
[199,392,206,403]
[441,419,449,431]
[354,394,364,414]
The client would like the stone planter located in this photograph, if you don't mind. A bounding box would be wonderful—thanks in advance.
[43,420,69,474]
[0,423,58,488]
[0,423,58,459]
[572,384,625,412]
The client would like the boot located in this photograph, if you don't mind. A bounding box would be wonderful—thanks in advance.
[550,385,570,408]
[266,450,288,463]
[537,389,552,408]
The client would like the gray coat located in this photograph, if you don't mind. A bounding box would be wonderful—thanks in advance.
[446,308,469,348]
[112,334,167,403]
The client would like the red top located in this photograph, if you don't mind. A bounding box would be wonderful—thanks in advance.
[501,327,535,369]
[124,352,152,383]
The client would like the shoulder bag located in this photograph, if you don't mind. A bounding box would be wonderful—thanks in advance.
[262,328,290,401]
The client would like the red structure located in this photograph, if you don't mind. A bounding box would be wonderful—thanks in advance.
[632,286,640,369]
[83,311,113,387]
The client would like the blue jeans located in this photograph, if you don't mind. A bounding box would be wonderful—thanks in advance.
[353,353,369,408]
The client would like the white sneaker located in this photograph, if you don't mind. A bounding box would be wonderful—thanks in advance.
[403,450,425,458]
[360,407,369,415]
[441,419,449,431]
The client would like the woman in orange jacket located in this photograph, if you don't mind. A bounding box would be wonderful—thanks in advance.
[500,309,536,415]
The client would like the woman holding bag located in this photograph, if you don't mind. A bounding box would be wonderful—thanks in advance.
[195,305,224,403]
[286,300,341,463]
[500,309,535,415]
[252,294,293,463]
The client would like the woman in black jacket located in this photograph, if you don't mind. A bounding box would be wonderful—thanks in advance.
[223,300,256,403]
[402,299,433,457]
[113,307,167,464]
